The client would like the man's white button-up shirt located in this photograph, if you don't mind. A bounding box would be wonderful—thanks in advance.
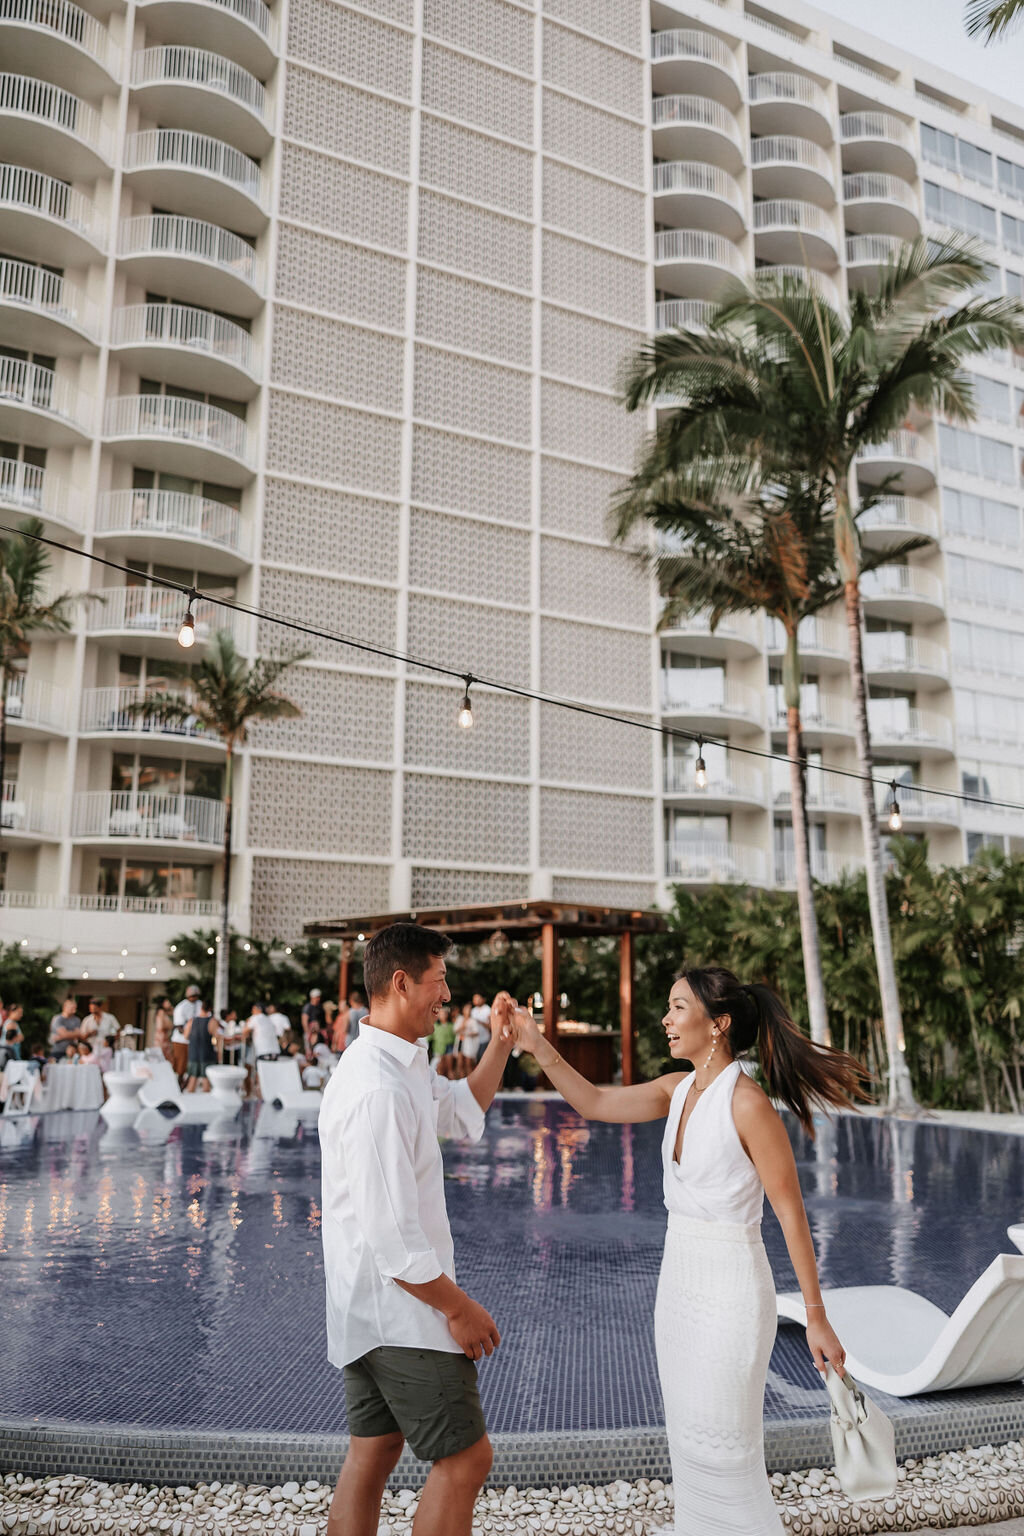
[319,1021,486,1368]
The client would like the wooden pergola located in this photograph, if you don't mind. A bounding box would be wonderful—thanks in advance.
[304,900,667,1085]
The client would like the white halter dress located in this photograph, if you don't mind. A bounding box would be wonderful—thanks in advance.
[655,1060,784,1535]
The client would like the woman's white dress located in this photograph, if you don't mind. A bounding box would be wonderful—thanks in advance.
[654,1059,784,1534]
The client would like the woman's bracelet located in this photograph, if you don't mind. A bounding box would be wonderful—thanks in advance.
[805,1301,826,1311]
[536,1050,562,1071]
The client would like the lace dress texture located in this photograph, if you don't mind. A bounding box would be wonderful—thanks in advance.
[654,1061,785,1534]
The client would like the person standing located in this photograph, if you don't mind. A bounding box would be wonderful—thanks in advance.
[171,985,199,1082]
[153,997,174,1061]
[320,923,514,1536]
[346,990,368,1048]
[265,1000,291,1046]
[184,1001,217,1092]
[454,1002,480,1063]
[2,1005,25,1061]
[511,967,865,1536]
[48,998,81,1060]
[87,997,120,1043]
[428,1004,455,1060]
[302,987,326,1043]
[469,994,492,1053]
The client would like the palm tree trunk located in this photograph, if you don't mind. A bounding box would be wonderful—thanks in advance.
[214,745,233,1017]
[783,629,829,1044]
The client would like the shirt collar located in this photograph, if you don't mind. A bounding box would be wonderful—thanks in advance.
[360,1021,426,1068]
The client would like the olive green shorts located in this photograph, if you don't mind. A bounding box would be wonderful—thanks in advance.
[343,1346,486,1463]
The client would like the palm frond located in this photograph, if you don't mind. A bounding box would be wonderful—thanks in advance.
[965,0,1024,39]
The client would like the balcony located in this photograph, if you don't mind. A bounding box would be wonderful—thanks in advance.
[775,849,865,887]
[858,495,939,546]
[95,487,249,574]
[654,298,715,333]
[752,198,839,267]
[666,840,766,886]
[878,786,960,829]
[654,228,745,300]
[118,214,264,318]
[72,789,225,848]
[770,695,855,745]
[663,758,766,811]
[652,161,745,238]
[845,233,902,291]
[0,255,98,354]
[85,584,241,652]
[3,673,67,737]
[867,701,954,758]
[651,94,744,171]
[79,686,223,756]
[661,679,763,732]
[123,129,268,237]
[0,0,119,96]
[748,72,832,144]
[651,29,742,107]
[843,172,920,240]
[775,782,859,818]
[1,780,60,838]
[4,891,250,968]
[136,0,277,78]
[863,633,950,690]
[0,163,105,265]
[0,457,81,534]
[765,615,847,670]
[103,394,253,481]
[662,609,763,658]
[839,112,916,179]
[0,73,113,177]
[131,46,271,158]
[0,355,90,444]
[860,563,944,620]
[110,303,260,397]
[855,431,936,493]
[753,265,841,308]
[750,135,834,204]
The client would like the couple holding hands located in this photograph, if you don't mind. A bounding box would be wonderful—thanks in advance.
[319,922,867,1536]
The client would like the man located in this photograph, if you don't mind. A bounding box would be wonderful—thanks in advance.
[469,993,492,1053]
[86,997,119,1043]
[346,989,368,1048]
[265,1000,291,1044]
[246,1003,280,1064]
[319,923,513,1536]
[48,997,81,1060]
[171,985,199,1081]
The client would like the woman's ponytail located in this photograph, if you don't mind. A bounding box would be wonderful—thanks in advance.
[681,967,872,1137]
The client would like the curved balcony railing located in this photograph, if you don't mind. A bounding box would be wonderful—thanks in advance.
[857,431,935,471]
[2,780,60,835]
[771,695,854,734]
[118,213,264,294]
[867,701,953,749]
[766,615,846,658]
[662,679,762,722]
[858,495,938,538]
[97,488,245,554]
[651,28,741,84]
[0,255,98,338]
[845,234,903,266]
[0,0,118,77]
[3,673,67,730]
[0,72,113,161]
[775,783,858,816]
[860,564,943,605]
[651,94,743,149]
[125,128,265,203]
[0,457,79,527]
[0,163,104,249]
[843,172,917,210]
[654,228,745,275]
[863,633,949,677]
[85,583,237,641]
[79,685,214,741]
[138,0,276,45]
[72,789,225,845]
[131,46,267,122]
[753,198,837,243]
[0,355,85,427]
[775,850,864,886]
[749,72,829,115]
[110,302,256,375]
[661,610,762,648]
[103,394,251,463]
[750,135,833,180]
[664,760,765,802]
[653,160,745,214]
[754,266,841,307]
[840,112,914,151]
[666,840,766,884]
[66,892,230,916]
[655,298,715,332]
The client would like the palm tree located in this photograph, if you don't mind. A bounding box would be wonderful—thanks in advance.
[132,630,308,1014]
[621,241,1024,1108]
[0,517,76,855]
[965,0,1024,41]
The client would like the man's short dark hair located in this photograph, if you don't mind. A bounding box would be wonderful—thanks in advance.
[362,924,452,1000]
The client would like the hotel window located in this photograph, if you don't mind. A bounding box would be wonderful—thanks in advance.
[1003,213,1024,256]
[947,551,1024,607]
[971,373,1011,423]
[922,126,992,185]
[956,689,1024,744]
[998,157,1024,202]
[951,619,1024,674]
[937,422,1015,484]
[924,181,997,242]
[942,487,1020,544]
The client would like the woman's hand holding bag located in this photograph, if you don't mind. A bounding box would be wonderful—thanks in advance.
[825,1363,898,1502]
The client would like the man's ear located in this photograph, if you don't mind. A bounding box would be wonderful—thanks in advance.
[391,968,410,1000]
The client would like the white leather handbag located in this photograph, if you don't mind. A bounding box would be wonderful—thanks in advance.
[825,1364,898,1502]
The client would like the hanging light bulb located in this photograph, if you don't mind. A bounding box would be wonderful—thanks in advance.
[117,971,125,980]
[120,947,128,957]
[284,945,292,955]
[149,966,158,975]
[207,946,215,956]
[82,970,89,979]
[694,737,707,790]
[70,945,78,955]
[19,937,28,948]
[458,674,474,730]
[45,964,53,975]
[357,932,365,943]
[179,958,187,967]
[169,944,176,953]
[887,780,902,832]
[177,589,197,649]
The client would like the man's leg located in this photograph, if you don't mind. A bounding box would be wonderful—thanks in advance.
[411,1433,492,1536]
[327,1431,404,1536]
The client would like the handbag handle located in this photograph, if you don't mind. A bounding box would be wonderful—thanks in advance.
[825,1364,868,1431]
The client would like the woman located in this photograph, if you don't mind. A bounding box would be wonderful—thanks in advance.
[153,997,174,1061]
[183,1001,217,1092]
[2,1004,24,1060]
[512,966,869,1536]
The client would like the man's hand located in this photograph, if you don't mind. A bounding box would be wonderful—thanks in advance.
[490,991,515,1042]
[509,1005,545,1055]
[444,1293,501,1360]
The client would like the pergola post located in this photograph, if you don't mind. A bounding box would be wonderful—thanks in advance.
[339,955,350,1034]
[541,921,559,1046]
[619,929,635,1087]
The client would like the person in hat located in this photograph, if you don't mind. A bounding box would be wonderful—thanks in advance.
[171,985,200,1083]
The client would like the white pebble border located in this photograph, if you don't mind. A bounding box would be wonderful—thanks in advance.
[1,1441,1022,1535]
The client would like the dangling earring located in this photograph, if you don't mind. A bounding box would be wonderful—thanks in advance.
[703,1025,719,1071]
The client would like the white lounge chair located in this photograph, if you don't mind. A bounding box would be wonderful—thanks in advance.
[257,1057,322,1115]
[132,1057,184,1111]
[777,1238,1024,1396]
[2,1061,37,1116]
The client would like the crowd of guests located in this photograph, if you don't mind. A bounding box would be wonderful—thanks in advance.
[0,994,128,1077]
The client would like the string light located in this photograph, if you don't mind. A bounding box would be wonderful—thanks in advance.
[19,937,28,947]
[45,965,53,975]
[81,970,89,979]
[117,971,124,980]
[177,588,197,649]
[149,966,157,975]
[694,736,707,790]
[888,781,903,833]
[284,945,292,955]
[458,675,474,730]
[70,945,78,954]
[206,946,215,955]
[120,948,128,957]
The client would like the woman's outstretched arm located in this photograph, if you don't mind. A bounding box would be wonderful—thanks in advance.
[512,1007,683,1124]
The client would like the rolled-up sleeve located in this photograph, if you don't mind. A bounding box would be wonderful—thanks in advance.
[340,1089,443,1285]
[433,1074,486,1143]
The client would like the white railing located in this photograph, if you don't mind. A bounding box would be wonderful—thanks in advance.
[0,355,85,428]
[775,783,858,814]
[753,199,837,244]
[662,680,762,721]
[651,94,743,148]
[857,431,935,472]
[118,214,263,293]
[863,633,949,676]
[867,702,953,749]
[654,228,745,274]
[651,29,740,84]
[840,112,913,151]
[754,266,841,307]
[72,790,225,845]
[858,496,938,538]
[79,685,214,741]
[843,173,917,210]
[0,255,98,338]
[0,163,104,248]
[666,840,766,884]
[97,488,245,553]
[653,160,745,214]
[877,787,960,824]
[85,583,238,641]
[664,760,765,801]
[138,0,275,44]
[0,0,117,75]
[835,53,894,85]
[0,457,80,528]
[125,128,265,205]
[2,780,60,835]
[110,303,256,375]
[749,72,829,115]
[65,892,231,916]
[750,135,833,180]
[765,615,846,657]
[3,673,67,730]
[662,610,761,646]
[746,12,806,42]
[846,234,903,265]
[655,299,716,332]
[772,696,854,733]
[0,889,52,908]
[776,850,864,886]
[861,564,943,605]
[0,72,112,161]
[103,394,251,464]
[131,46,267,120]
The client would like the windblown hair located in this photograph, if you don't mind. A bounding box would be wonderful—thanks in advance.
[678,965,872,1136]
[362,922,452,1001]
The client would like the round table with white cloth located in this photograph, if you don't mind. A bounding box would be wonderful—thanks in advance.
[44,1062,104,1112]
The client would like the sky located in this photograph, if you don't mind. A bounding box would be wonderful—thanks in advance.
[809,0,1024,109]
